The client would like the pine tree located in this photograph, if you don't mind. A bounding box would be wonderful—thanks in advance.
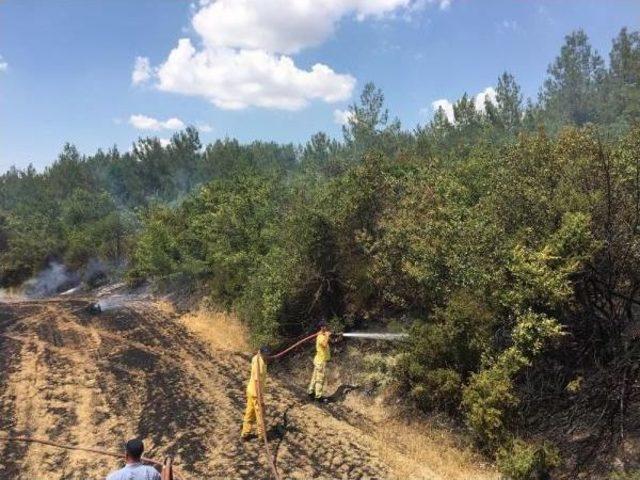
[541,30,606,127]
[493,72,523,133]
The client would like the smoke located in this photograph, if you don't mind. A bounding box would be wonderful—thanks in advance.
[82,258,109,287]
[96,294,143,312]
[22,262,79,298]
[0,288,24,302]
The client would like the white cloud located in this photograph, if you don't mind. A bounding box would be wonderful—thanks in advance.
[197,123,213,132]
[129,114,186,131]
[0,55,8,72]
[155,39,355,110]
[433,0,451,10]
[159,138,172,148]
[192,0,419,55]
[427,86,496,124]
[431,99,454,123]
[133,0,453,111]
[333,108,354,126]
[132,56,152,85]
[501,19,518,31]
[474,87,496,112]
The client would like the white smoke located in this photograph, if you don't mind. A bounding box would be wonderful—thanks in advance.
[96,293,148,311]
[22,262,79,298]
[0,288,24,302]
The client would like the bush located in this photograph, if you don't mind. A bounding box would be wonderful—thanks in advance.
[410,368,462,412]
[462,312,564,449]
[461,356,520,448]
[496,439,561,480]
[360,352,399,393]
[396,293,494,413]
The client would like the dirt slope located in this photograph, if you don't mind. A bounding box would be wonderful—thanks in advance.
[0,297,401,480]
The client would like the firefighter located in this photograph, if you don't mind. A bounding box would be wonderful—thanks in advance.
[308,322,331,403]
[241,346,270,441]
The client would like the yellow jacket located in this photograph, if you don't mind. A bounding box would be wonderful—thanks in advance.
[246,353,267,398]
[314,331,331,363]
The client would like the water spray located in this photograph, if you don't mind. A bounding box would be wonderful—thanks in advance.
[87,293,150,315]
[341,332,408,341]
[60,286,81,296]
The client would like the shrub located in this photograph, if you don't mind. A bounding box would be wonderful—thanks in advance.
[396,293,494,413]
[410,368,462,412]
[361,352,399,393]
[462,311,564,449]
[496,439,561,480]
[461,356,520,448]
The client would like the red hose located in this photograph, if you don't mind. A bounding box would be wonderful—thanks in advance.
[0,433,185,480]
[267,332,319,360]
[253,330,320,480]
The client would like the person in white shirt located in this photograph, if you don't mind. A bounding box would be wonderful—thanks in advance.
[106,438,160,480]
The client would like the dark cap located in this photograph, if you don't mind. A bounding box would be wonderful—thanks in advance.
[259,345,271,355]
[125,438,144,460]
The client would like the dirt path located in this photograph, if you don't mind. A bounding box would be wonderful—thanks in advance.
[0,298,397,479]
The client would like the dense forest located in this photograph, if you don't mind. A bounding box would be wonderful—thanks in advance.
[2,28,640,478]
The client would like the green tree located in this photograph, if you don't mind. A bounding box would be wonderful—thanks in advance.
[486,72,523,133]
[343,82,402,158]
[602,28,640,130]
[541,30,606,126]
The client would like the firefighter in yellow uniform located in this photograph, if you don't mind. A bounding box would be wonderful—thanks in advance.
[308,322,331,403]
[241,346,270,441]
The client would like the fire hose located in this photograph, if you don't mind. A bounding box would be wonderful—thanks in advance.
[256,329,407,480]
[0,433,183,480]
[255,376,281,480]
[252,331,322,480]
[0,329,319,480]
[250,332,319,480]
[0,328,404,480]
[267,332,320,360]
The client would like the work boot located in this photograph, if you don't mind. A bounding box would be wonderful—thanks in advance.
[307,391,315,400]
[315,396,329,404]
[241,433,255,442]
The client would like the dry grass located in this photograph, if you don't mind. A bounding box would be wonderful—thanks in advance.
[341,394,498,480]
[372,418,498,480]
[283,349,498,480]
[160,303,496,479]
[154,298,177,316]
[312,346,500,480]
[179,307,249,352]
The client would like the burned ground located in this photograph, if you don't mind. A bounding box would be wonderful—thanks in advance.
[0,298,394,479]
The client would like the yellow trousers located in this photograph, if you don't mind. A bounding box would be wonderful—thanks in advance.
[241,395,265,438]
[307,361,327,398]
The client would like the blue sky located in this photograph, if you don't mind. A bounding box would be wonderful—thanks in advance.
[0,0,638,172]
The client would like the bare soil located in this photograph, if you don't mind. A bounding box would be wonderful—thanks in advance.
[0,297,402,479]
